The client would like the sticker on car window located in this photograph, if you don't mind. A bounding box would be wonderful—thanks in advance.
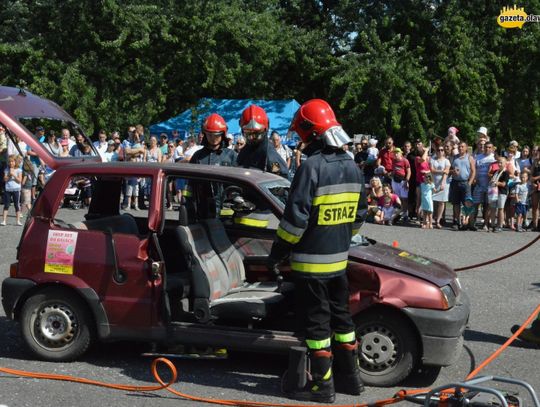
[44,230,78,275]
[398,251,432,266]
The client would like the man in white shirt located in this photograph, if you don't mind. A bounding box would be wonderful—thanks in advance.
[270,131,292,168]
[92,130,109,160]
[470,141,496,230]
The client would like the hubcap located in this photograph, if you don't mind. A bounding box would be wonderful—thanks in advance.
[358,325,398,373]
[32,304,77,349]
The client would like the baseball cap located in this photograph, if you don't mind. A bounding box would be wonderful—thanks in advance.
[509,140,519,147]
[36,126,44,132]
[60,139,69,146]
[477,126,488,136]
[394,147,402,154]
[107,139,115,145]
[160,133,168,139]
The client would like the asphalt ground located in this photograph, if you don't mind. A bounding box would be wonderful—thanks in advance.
[0,211,539,407]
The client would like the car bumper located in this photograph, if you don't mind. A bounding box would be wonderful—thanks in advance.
[403,290,470,366]
[1,277,36,319]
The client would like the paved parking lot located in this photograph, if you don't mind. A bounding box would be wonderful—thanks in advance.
[0,215,538,407]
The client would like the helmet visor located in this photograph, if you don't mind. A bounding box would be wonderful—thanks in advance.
[242,129,265,142]
[321,126,351,148]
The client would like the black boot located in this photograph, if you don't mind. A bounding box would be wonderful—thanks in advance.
[333,342,365,395]
[283,349,335,403]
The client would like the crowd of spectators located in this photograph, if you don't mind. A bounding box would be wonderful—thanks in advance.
[355,127,540,232]
[1,121,539,232]
[0,123,301,220]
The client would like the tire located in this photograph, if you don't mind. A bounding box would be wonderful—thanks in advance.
[20,287,94,362]
[354,308,419,387]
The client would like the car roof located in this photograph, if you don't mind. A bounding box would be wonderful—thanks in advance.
[54,161,288,184]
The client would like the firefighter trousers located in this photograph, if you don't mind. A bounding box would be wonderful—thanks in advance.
[294,274,355,348]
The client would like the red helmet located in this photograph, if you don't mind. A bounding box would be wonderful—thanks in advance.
[289,99,350,147]
[202,113,227,135]
[239,105,269,133]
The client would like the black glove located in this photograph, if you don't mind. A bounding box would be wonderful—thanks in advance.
[267,240,290,276]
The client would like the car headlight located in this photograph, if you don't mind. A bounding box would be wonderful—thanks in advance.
[441,285,456,309]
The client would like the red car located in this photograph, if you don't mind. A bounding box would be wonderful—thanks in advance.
[0,86,469,386]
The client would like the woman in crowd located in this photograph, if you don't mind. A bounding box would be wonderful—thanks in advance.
[518,145,532,173]
[2,154,23,226]
[431,144,451,228]
[146,136,162,164]
[42,130,60,156]
[366,176,384,222]
[414,143,431,221]
[504,145,520,229]
[162,141,176,163]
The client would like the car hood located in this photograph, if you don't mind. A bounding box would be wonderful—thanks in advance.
[348,239,455,287]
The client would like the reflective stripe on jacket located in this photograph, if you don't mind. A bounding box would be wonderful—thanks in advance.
[276,148,367,278]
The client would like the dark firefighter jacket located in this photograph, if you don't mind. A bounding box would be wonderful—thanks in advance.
[190,146,237,166]
[274,147,367,278]
[237,137,288,178]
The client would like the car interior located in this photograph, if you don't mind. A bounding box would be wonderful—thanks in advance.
[51,173,296,331]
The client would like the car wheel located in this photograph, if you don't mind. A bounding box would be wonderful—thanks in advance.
[354,308,419,387]
[20,287,94,362]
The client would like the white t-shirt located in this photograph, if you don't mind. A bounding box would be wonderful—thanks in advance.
[475,153,496,187]
[174,145,184,161]
[93,141,109,159]
[102,151,118,162]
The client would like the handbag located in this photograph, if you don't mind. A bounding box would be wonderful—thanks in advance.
[488,170,502,202]
[488,185,499,202]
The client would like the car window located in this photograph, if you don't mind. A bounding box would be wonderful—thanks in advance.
[163,175,279,230]
[52,174,152,235]
[259,179,290,209]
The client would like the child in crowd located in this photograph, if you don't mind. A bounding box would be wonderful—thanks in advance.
[420,173,437,228]
[514,171,529,232]
[461,195,475,228]
[2,154,23,226]
[366,138,379,165]
[21,161,34,215]
[374,184,401,225]
[488,156,509,232]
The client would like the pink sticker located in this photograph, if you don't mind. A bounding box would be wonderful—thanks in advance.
[44,230,78,274]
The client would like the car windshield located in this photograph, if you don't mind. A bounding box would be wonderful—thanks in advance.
[259,179,290,209]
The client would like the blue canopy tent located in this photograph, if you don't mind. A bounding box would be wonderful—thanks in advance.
[149,98,300,142]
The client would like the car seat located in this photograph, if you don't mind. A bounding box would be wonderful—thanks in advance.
[175,222,285,323]
[202,218,293,294]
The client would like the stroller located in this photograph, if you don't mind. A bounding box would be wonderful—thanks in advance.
[63,181,84,210]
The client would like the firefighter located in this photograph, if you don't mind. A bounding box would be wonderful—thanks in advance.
[185,113,237,218]
[190,113,237,166]
[236,104,288,178]
[267,99,367,403]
